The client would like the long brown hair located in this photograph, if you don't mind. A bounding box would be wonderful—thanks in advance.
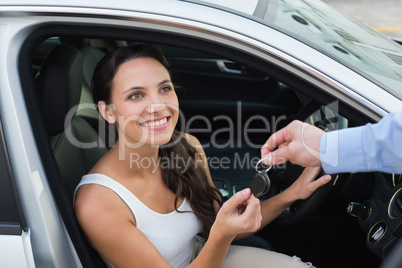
[91,44,222,238]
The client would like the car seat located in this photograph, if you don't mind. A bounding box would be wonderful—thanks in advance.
[35,43,108,202]
[59,37,108,122]
[35,43,108,267]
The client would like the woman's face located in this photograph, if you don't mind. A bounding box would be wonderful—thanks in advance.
[103,57,179,148]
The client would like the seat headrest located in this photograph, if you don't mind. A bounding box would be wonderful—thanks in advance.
[36,44,83,136]
[59,37,88,49]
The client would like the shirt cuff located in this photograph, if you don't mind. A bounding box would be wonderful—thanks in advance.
[320,127,365,174]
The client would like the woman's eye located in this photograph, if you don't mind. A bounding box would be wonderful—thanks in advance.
[160,86,172,93]
[129,92,143,100]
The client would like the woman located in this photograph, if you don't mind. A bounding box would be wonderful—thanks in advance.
[74,44,331,268]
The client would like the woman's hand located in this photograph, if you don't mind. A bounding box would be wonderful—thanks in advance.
[190,189,262,267]
[283,166,331,201]
[210,188,262,241]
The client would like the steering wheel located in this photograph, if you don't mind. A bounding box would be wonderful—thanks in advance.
[270,163,336,225]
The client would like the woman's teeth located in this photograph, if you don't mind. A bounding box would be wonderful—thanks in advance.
[140,117,168,127]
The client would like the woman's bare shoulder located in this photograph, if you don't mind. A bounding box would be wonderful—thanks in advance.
[73,179,157,267]
[74,180,135,244]
[75,181,121,216]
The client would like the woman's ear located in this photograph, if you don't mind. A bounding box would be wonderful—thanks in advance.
[98,101,116,124]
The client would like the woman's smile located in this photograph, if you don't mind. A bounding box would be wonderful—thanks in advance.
[139,116,170,129]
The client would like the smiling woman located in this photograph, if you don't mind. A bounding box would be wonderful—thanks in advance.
[73,44,330,268]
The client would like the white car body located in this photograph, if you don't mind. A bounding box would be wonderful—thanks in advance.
[0,0,401,267]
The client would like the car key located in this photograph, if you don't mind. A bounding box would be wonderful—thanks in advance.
[249,159,271,198]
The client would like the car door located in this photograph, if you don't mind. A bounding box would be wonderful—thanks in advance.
[0,118,35,267]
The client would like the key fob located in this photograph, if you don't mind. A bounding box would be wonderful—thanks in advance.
[249,172,271,198]
[250,158,272,197]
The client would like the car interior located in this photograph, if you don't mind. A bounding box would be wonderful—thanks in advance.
[19,24,395,267]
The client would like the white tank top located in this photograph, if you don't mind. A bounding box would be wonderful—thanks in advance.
[75,173,203,268]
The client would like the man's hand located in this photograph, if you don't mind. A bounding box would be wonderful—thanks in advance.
[261,120,325,168]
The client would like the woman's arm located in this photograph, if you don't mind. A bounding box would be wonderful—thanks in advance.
[260,167,330,226]
[236,167,331,239]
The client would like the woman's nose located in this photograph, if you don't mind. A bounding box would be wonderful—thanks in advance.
[146,100,166,113]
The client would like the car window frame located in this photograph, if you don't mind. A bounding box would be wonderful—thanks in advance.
[18,19,377,266]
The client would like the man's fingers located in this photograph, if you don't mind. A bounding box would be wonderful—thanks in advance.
[261,147,289,166]
[260,145,272,160]
[261,127,288,157]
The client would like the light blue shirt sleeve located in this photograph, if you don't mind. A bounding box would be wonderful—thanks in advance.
[320,111,402,174]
